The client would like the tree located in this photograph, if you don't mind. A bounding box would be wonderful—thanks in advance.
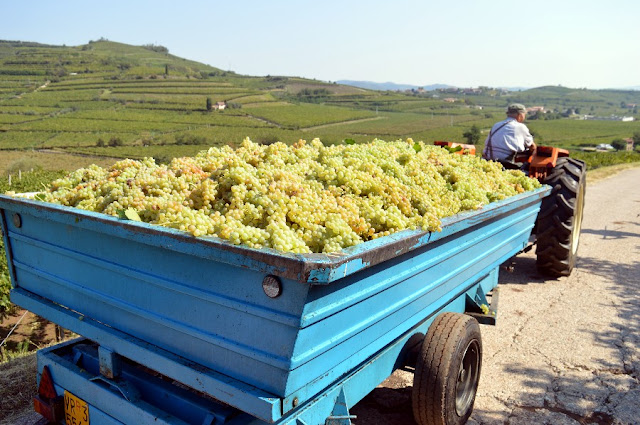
[206,97,212,112]
[611,139,626,151]
[462,125,481,145]
[632,131,640,145]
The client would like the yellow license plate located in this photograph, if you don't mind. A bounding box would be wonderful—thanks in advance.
[64,390,89,425]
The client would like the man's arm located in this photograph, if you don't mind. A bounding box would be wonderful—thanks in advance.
[522,125,534,148]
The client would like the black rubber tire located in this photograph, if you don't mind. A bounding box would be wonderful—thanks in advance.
[535,157,586,277]
[412,313,482,425]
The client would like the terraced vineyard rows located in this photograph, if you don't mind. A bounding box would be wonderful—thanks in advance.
[1,39,639,175]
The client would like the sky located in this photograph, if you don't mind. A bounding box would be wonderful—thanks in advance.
[2,0,639,89]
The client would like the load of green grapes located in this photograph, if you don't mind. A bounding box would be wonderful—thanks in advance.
[36,138,540,253]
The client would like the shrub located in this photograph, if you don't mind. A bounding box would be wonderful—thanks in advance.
[259,135,279,145]
[7,158,41,175]
[108,137,123,147]
[611,139,627,151]
[175,134,206,145]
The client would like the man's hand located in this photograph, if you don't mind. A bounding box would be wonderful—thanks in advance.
[526,143,537,155]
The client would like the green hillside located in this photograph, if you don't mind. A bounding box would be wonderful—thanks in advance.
[0,39,639,174]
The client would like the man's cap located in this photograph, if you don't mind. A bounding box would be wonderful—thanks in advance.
[507,103,526,114]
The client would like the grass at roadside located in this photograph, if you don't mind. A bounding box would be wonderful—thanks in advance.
[0,351,37,424]
[586,161,640,183]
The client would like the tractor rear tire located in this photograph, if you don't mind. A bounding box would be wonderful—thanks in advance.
[535,157,586,277]
[412,313,482,425]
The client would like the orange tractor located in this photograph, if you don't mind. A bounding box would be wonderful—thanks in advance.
[435,141,586,277]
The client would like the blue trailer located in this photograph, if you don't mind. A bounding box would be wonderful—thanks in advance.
[0,186,550,425]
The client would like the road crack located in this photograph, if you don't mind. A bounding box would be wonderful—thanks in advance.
[508,400,615,425]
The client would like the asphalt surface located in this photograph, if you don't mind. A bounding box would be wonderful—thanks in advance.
[352,168,640,424]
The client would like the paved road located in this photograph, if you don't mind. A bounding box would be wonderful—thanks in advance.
[352,168,640,425]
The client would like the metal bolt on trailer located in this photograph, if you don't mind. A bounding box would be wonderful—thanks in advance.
[0,187,549,425]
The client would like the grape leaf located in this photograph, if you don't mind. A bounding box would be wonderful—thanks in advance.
[444,145,463,153]
[413,142,422,153]
[125,208,142,221]
[34,193,46,201]
[117,208,141,221]
[344,138,356,145]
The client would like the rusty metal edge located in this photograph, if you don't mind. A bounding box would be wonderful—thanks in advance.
[0,186,550,284]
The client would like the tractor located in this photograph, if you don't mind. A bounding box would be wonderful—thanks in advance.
[435,141,587,277]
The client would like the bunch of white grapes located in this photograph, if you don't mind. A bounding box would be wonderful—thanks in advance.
[40,138,540,253]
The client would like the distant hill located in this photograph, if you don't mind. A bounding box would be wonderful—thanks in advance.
[338,81,536,92]
[498,87,531,92]
[337,80,453,92]
[0,39,226,79]
[505,85,640,109]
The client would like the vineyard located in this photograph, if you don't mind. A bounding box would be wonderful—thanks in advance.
[1,39,639,177]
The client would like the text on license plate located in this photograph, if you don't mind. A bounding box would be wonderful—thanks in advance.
[64,390,89,425]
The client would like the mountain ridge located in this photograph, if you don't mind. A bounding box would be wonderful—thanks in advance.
[337,80,453,92]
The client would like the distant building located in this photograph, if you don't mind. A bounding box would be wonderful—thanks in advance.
[585,115,635,121]
[443,98,456,103]
[213,101,226,111]
[623,138,635,151]
[526,106,545,114]
[596,144,615,151]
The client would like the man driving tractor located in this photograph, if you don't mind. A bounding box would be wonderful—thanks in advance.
[483,103,536,164]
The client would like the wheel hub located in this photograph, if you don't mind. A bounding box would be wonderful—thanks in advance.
[455,339,480,416]
[571,176,586,256]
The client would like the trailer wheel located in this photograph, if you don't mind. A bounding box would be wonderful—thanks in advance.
[412,313,482,425]
[536,157,586,277]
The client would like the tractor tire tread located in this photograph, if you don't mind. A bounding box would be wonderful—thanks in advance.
[535,157,586,277]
